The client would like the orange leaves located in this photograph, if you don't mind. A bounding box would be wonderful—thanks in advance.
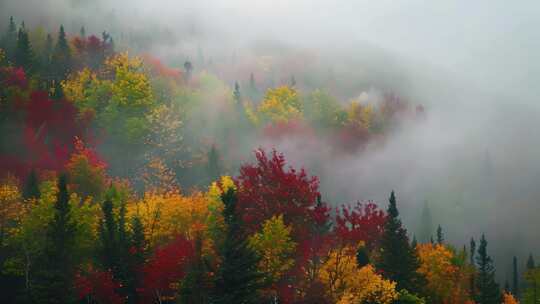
[417,243,472,303]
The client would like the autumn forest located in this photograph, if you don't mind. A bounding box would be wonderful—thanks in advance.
[1,2,539,304]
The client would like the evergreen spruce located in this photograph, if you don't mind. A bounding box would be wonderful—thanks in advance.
[377,191,425,295]
[233,81,241,105]
[356,246,370,268]
[22,169,40,200]
[475,234,501,304]
[512,256,519,297]
[15,23,33,71]
[418,200,433,243]
[33,174,76,303]
[2,16,18,62]
[211,188,262,304]
[436,225,444,245]
[51,25,71,81]
[206,145,222,184]
[184,60,193,82]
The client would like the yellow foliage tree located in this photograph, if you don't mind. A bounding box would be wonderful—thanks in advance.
[258,86,302,123]
[248,215,296,286]
[417,243,472,303]
[346,100,373,130]
[319,245,398,303]
[0,176,24,247]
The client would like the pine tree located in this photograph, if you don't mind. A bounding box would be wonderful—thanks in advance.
[42,33,53,81]
[356,246,370,268]
[206,145,222,184]
[2,16,18,62]
[80,26,86,39]
[290,75,296,87]
[233,81,241,105]
[377,191,425,295]
[184,60,193,82]
[470,237,477,299]
[211,188,262,304]
[513,256,519,298]
[417,200,433,243]
[15,23,33,71]
[436,225,444,245]
[51,25,71,81]
[23,169,40,200]
[33,174,76,303]
[527,254,535,270]
[475,234,501,304]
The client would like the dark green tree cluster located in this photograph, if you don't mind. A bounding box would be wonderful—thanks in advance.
[211,188,263,304]
[377,191,426,296]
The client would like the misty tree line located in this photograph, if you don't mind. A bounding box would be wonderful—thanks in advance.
[0,15,538,304]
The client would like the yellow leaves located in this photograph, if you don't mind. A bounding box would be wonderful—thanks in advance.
[502,292,519,304]
[141,157,178,194]
[258,86,302,123]
[129,189,218,250]
[416,243,472,302]
[319,246,398,303]
[62,67,99,104]
[0,176,24,240]
[208,175,236,199]
[248,215,296,284]
[346,100,373,130]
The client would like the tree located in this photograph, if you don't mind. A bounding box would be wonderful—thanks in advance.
[524,254,539,304]
[417,200,433,243]
[436,225,444,245]
[23,169,40,200]
[513,256,519,298]
[2,16,18,62]
[258,86,302,123]
[475,234,501,304]
[206,145,222,185]
[335,200,386,251]
[184,60,193,82]
[233,81,241,105]
[248,215,296,291]
[179,233,211,304]
[417,243,472,303]
[51,25,71,81]
[235,149,321,243]
[15,24,33,71]
[211,188,262,304]
[142,236,194,303]
[319,249,398,304]
[377,191,425,295]
[33,173,77,303]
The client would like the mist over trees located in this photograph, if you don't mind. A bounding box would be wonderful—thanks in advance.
[0,0,539,303]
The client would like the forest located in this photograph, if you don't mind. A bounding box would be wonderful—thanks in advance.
[1,1,540,304]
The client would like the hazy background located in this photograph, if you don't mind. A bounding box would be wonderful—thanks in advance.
[2,0,540,281]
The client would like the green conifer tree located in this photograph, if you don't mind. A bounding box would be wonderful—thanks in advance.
[475,234,501,304]
[211,188,262,304]
[377,191,425,295]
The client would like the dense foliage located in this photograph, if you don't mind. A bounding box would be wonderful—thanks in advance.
[0,17,523,304]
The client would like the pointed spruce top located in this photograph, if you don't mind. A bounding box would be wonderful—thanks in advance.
[388,190,398,218]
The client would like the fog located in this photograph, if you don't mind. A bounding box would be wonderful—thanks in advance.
[3,0,540,279]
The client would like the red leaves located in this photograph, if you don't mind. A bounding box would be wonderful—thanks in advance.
[75,268,124,304]
[23,91,87,172]
[236,149,321,239]
[335,201,386,249]
[1,66,28,89]
[141,236,194,301]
